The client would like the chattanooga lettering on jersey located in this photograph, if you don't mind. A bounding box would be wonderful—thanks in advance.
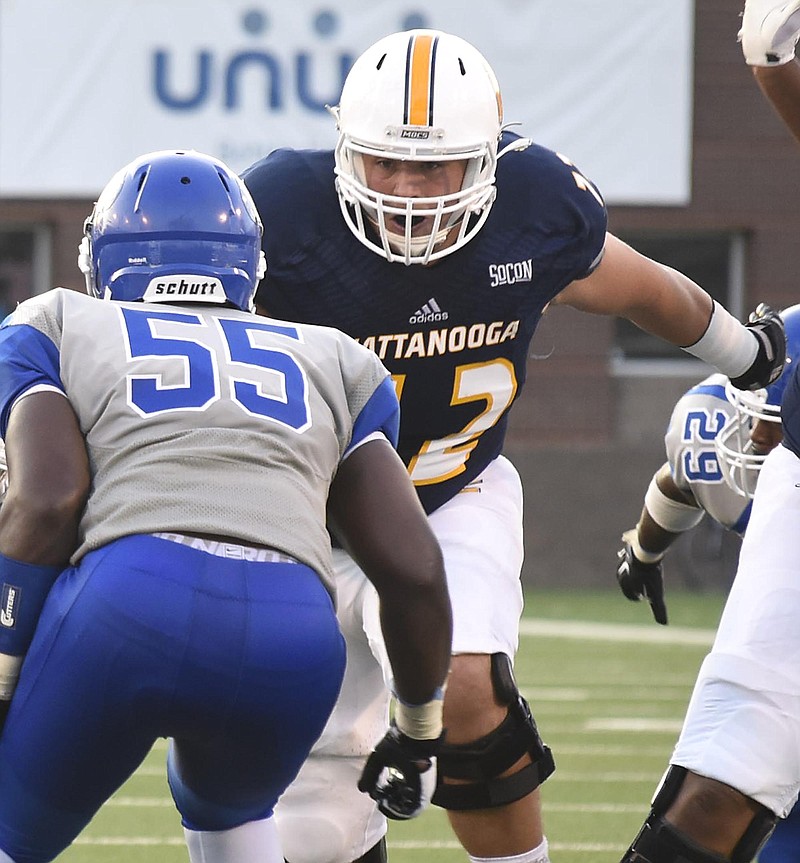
[358,320,520,360]
[143,275,227,303]
[489,259,533,288]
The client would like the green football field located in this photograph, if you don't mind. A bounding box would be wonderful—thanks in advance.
[57,588,728,863]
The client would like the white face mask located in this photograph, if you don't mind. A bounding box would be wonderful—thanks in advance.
[715,381,782,499]
[334,141,498,266]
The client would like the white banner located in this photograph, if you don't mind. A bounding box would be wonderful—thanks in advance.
[0,0,694,203]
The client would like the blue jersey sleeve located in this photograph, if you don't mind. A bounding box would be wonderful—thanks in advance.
[0,324,63,437]
[347,376,400,456]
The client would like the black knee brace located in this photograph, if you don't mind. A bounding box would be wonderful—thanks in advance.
[431,652,555,811]
[620,766,778,863]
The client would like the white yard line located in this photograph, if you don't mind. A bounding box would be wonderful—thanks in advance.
[520,618,715,646]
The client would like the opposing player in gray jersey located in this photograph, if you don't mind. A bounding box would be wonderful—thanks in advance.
[0,150,452,863]
[615,302,800,623]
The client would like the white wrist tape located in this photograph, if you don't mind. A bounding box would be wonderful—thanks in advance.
[621,528,664,564]
[394,690,444,741]
[683,302,757,379]
[644,475,705,534]
[0,652,23,700]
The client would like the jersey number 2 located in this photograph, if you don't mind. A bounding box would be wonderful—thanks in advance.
[395,358,518,485]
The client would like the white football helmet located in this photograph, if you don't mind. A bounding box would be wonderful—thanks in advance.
[331,30,522,265]
[715,303,800,498]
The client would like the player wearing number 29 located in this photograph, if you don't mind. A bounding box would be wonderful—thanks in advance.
[0,149,451,863]
[242,28,787,863]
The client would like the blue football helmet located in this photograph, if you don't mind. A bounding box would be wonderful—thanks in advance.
[78,150,266,312]
[716,303,800,498]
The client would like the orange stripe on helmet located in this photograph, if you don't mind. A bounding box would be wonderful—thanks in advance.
[405,33,437,126]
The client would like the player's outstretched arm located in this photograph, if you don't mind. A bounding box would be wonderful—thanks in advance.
[328,437,451,703]
[328,437,451,819]
[554,235,786,391]
[0,391,90,730]
[753,61,800,146]
[1,391,89,563]
[616,465,704,626]
[741,0,800,144]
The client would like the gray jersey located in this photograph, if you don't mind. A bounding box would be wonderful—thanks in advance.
[664,373,750,534]
[0,288,398,590]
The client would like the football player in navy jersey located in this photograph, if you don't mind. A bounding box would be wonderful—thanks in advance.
[616,6,800,863]
[242,29,786,863]
[0,150,452,863]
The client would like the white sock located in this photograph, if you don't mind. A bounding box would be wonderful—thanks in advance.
[469,836,550,863]
[184,817,282,863]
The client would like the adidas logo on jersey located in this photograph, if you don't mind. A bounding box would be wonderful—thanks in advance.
[409,297,449,325]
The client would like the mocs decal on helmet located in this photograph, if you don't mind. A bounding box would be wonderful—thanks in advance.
[331,29,521,266]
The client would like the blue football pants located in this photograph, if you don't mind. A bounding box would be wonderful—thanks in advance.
[0,534,345,863]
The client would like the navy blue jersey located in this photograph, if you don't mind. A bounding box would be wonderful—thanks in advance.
[781,358,800,458]
[243,132,607,512]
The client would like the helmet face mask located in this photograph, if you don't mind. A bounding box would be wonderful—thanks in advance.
[78,150,267,311]
[715,382,780,499]
[332,30,504,265]
[715,303,800,498]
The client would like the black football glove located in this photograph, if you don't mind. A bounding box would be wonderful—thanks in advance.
[358,722,443,820]
[730,303,787,391]
[616,537,668,625]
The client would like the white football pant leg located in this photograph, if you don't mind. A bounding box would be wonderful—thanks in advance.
[274,550,389,863]
[428,454,524,656]
[184,817,281,863]
[671,444,800,817]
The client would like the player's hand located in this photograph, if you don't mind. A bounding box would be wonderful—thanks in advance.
[358,722,443,820]
[730,303,787,391]
[616,535,668,625]
[740,0,800,66]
